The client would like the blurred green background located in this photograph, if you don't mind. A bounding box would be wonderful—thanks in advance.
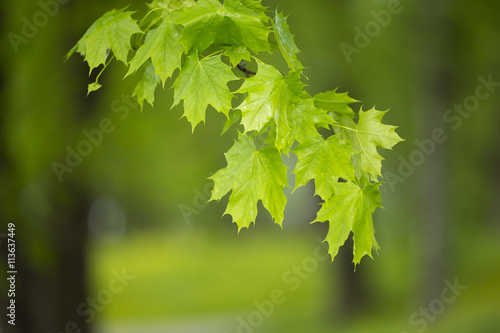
[1,0,499,332]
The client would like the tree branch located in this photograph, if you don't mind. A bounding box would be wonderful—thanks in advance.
[237,60,256,78]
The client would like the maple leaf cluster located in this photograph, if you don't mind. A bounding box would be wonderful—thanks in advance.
[67,0,403,265]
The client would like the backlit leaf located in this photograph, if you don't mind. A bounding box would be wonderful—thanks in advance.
[126,19,184,85]
[236,61,303,151]
[287,98,334,145]
[313,89,358,117]
[147,0,196,18]
[172,53,238,131]
[337,108,404,179]
[68,8,142,73]
[173,0,270,54]
[293,135,357,200]
[314,181,382,266]
[210,133,288,230]
[274,10,302,70]
[224,46,252,66]
[133,61,161,109]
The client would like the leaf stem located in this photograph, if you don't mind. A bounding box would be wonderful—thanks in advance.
[202,49,224,59]
[95,55,115,83]
[139,8,162,28]
[333,123,357,132]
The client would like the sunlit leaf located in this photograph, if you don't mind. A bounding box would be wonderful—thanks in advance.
[173,0,270,54]
[293,135,357,200]
[172,53,238,131]
[314,181,382,266]
[68,8,142,72]
[236,61,303,151]
[210,133,288,230]
[126,19,184,85]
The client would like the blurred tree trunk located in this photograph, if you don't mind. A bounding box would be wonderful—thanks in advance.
[336,236,370,317]
[0,1,92,332]
[414,0,452,302]
[7,191,90,333]
[0,187,90,333]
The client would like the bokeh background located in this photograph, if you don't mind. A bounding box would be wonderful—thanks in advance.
[1,0,499,332]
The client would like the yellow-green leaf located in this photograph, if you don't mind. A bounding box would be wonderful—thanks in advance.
[313,89,358,117]
[173,0,270,54]
[210,133,288,230]
[315,181,382,266]
[293,135,357,200]
[274,10,302,70]
[68,8,142,73]
[172,53,239,131]
[236,61,303,151]
[133,61,161,109]
[126,19,184,85]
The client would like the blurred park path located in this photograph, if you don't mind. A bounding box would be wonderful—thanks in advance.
[96,313,238,333]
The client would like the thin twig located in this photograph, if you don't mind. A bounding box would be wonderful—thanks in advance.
[237,60,256,78]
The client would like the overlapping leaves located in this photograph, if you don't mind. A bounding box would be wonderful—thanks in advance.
[236,61,303,151]
[293,135,357,200]
[126,19,184,85]
[67,0,403,266]
[173,0,270,54]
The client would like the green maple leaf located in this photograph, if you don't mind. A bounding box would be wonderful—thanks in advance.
[147,0,196,17]
[172,53,238,131]
[315,180,382,266]
[236,61,303,151]
[221,110,242,135]
[126,19,184,85]
[274,10,302,70]
[133,61,161,109]
[224,46,252,66]
[135,0,195,36]
[210,133,288,230]
[287,98,334,145]
[329,113,364,177]
[337,108,403,179]
[293,135,357,200]
[240,0,269,23]
[173,0,270,54]
[67,8,142,72]
[87,82,102,95]
[313,89,358,117]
